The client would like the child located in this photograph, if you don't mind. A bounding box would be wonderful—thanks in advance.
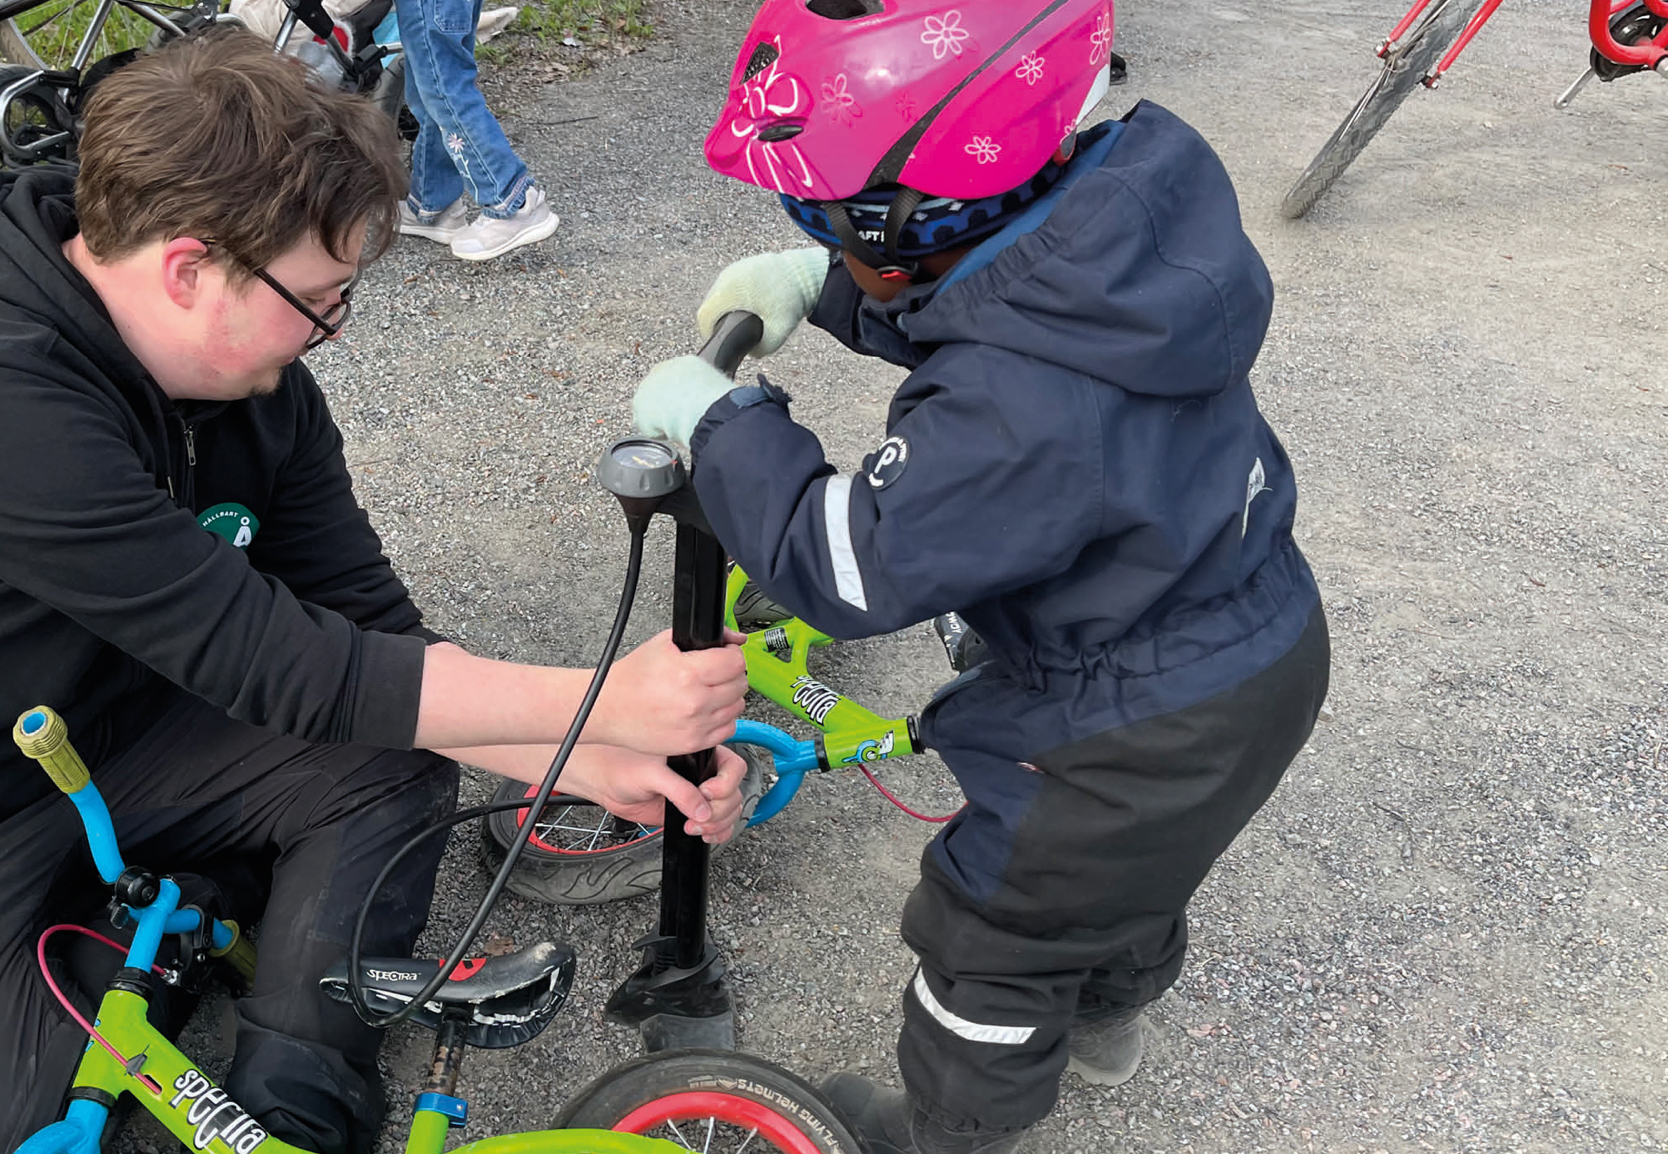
[633,3,1330,1151]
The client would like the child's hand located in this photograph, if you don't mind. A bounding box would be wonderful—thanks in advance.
[632,355,737,447]
[596,629,747,754]
[696,248,830,356]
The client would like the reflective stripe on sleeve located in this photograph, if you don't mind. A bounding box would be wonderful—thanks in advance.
[823,474,868,611]
[910,970,1036,1046]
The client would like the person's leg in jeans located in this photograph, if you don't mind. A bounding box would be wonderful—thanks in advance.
[0,690,458,1153]
[398,0,527,213]
[395,0,557,258]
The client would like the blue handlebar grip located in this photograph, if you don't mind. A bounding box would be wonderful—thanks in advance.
[13,707,91,794]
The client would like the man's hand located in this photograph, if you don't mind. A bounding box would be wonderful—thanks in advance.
[594,629,747,755]
[632,355,737,448]
[696,248,830,356]
[557,742,750,844]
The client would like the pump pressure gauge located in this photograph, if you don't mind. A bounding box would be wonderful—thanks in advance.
[597,437,685,501]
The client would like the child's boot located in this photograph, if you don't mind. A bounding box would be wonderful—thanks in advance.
[731,578,794,628]
[1065,1006,1147,1086]
[820,1074,1026,1154]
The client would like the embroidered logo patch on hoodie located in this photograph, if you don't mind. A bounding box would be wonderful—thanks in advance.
[199,503,259,549]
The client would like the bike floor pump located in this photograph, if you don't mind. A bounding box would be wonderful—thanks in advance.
[595,312,762,1052]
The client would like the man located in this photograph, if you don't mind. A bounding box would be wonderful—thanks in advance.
[0,29,747,1151]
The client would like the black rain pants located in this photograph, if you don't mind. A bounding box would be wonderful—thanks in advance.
[1,689,458,1153]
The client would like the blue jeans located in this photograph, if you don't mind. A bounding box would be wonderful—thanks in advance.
[396,0,532,218]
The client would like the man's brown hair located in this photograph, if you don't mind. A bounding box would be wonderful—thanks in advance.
[74,27,408,276]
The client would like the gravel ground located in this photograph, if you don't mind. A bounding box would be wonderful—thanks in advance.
[125,1,1668,1152]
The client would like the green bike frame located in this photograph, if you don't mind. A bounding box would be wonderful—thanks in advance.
[47,984,679,1154]
[725,565,919,769]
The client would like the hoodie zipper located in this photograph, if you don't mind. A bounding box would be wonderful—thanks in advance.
[169,413,198,510]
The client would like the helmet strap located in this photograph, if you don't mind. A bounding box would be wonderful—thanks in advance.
[825,191,923,283]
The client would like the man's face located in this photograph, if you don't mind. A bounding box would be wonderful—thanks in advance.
[186,232,363,401]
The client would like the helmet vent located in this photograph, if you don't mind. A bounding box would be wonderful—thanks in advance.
[743,42,779,81]
[806,0,881,18]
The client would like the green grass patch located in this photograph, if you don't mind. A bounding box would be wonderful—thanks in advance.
[476,0,653,68]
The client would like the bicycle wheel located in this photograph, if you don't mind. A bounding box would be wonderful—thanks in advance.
[557,1050,863,1154]
[479,745,769,905]
[0,0,203,71]
[1280,0,1477,218]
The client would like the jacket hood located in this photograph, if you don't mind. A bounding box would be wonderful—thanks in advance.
[896,101,1274,400]
[0,166,159,395]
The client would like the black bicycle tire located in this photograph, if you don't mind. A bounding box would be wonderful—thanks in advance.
[479,744,770,906]
[556,1049,863,1154]
[0,18,33,66]
[481,781,664,905]
[1280,0,1478,219]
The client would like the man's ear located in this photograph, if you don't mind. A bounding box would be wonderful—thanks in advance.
[159,237,215,310]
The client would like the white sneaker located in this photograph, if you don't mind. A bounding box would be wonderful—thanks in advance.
[398,198,470,243]
[449,187,559,261]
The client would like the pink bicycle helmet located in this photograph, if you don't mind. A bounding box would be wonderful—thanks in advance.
[705,0,1115,276]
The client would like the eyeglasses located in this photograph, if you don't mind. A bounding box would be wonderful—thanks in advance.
[204,241,359,350]
[249,265,359,350]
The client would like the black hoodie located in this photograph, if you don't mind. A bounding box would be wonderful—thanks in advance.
[0,166,433,820]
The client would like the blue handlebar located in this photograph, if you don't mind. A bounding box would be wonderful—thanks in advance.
[730,719,821,827]
[66,787,124,885]
[21,715,235,969]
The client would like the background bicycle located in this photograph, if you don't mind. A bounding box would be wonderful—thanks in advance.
[1281,0,1668,217]
[0,0,405,167]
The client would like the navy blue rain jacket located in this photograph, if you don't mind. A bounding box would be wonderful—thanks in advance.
[691,101,1321,748]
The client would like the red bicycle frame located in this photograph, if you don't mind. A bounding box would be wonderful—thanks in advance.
[1380,0,1668,84]
[1589,0,1668,66]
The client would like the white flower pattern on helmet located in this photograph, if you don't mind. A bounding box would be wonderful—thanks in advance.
[920,11,969,60]
[965,135,1001,164]
[725,36,814,193]
[1015,52,1046,85]
[1089,9,1113,64]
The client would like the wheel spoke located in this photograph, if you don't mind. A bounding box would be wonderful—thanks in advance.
[524,798,654,852]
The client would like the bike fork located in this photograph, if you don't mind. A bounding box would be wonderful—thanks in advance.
[1379,0,1504,88]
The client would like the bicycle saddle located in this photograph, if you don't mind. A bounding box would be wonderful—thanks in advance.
[319,940,576,1048]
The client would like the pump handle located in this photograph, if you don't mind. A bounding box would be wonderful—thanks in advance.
[696,311,764,379]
